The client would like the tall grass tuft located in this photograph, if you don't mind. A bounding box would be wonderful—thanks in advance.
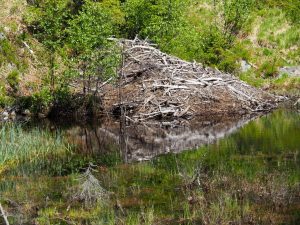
[0,123,72,175]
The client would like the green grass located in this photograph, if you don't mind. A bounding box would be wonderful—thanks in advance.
[0,123,73,175]
[1,109,299,224]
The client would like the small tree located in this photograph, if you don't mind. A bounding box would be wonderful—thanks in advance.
[220,0,255,42]
[26,0,72,91]
[67,0,119,94]
[122,0,185,45]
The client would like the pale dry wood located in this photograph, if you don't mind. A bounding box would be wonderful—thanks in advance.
[0,203,10,225]
[107,37,285,122]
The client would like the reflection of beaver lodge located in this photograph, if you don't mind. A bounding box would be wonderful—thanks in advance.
[68,115,258,162]
[103,38,284,122]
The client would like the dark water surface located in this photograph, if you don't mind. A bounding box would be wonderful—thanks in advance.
[0,108,299,224]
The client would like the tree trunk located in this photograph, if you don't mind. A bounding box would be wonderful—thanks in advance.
[50,51,55,92]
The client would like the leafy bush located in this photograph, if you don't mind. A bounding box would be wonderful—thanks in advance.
[6,70,20,91]
[122,0,185,42]
[31,88,53,113]
[258,59,279,77]
[221,0,255,40]
[0,38,18,67]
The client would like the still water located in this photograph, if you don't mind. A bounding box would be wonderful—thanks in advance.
[0,108,299,224]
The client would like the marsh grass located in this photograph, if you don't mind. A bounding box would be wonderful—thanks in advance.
[1,109,299,224]
[0,123,73,176]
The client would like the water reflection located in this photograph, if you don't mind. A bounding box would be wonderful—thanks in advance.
[64,114,261,162]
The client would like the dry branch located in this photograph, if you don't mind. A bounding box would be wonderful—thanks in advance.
[0,203,9,225]
[105,38,285,122]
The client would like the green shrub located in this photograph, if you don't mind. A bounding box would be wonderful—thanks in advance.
[0,95,13,108]
[0,31,28,71]
[53,86,71,105]
[222,0,255,40]
[31,87,53,113]
[258,60,279,77]
[0,39,18,67]
[122,0,185,42]
[6,70,20,91]
[15,89,53,114]
[218,51,239,73]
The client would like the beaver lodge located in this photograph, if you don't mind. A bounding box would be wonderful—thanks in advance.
[101,38,284,123]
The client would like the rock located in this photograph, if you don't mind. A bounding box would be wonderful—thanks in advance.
[23,109,31,116]
[10,111,16,119]
[38,113,47,119]
[3,27,10,33]
[279,66,300,77]
[240,60,251,72]
[2,111,9,117]
[0,32,6,40]
[7,63,17,71]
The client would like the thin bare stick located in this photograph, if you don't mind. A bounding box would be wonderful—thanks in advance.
[0,203,10,225]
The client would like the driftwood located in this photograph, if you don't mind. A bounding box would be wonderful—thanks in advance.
[104,38,285,122]
[0,203,10,225]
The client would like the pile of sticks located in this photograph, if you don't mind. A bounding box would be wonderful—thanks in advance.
[110,38,284,121]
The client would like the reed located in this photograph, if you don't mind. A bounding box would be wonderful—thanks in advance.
[0,123,72,175]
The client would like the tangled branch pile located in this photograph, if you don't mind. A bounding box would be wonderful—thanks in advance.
[104,38,284,122]
[73,166,108,206]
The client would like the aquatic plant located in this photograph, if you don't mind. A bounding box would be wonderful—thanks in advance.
[0,123,72,175]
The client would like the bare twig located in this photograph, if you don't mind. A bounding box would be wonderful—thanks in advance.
[0,203,10,225]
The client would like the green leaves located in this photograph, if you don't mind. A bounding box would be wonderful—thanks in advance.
[67,0,114,54]
[27,0,72,50]
[123,0,185,42]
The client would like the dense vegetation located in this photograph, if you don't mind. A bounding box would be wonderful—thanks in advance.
[0,2,299,224]
[0,0,299,112]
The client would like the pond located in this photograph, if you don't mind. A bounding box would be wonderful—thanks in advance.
[0,108,299,224]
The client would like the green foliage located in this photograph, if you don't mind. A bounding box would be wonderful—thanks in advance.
[122,0,185,43]
[258,59,279,77]
[17,87,53,113]
[221,0,255,40]
[29,87,53,113]
[66,0,120,92]
[0,38,19,68]
[6,70,20,91]
[68,0,114,54]
[25,0,72,51]
[0,88,13,107]
[198,26,229,66]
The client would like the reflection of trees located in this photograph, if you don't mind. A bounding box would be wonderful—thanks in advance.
[66,114,261,162]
